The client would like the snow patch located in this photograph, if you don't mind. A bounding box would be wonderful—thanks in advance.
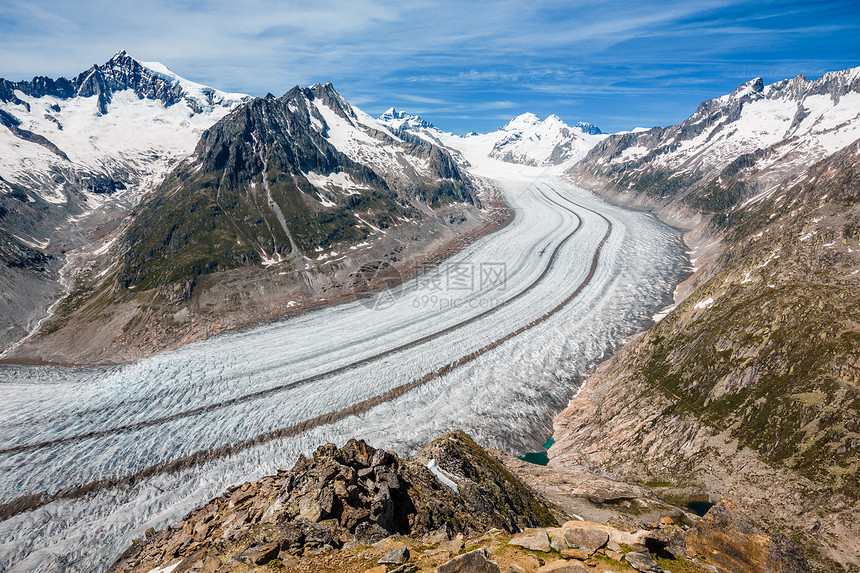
[426,459,459,493]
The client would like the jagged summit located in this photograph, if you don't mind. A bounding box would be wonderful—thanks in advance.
[723,76,765,101]
[574,121,602,135]
[0,50,248,115]
[377,107,434,130]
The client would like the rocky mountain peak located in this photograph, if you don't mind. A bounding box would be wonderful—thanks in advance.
[306,81,355,120]
[728,76,764,99]
[574,121,602,135]
[377,107,435,130]
[0,51,247,116]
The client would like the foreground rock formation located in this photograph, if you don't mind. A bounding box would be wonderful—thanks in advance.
[108,431,806,573]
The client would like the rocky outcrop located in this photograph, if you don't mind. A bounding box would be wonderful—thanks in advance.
[105,429,808,573]
[108,431,557,573]
[412,431,558,532]
[686,499,808,573]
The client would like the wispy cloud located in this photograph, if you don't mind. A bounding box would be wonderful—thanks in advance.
[0,0,857,133]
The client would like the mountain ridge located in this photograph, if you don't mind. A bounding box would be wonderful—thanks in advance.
[556,65,860,572]
[377,109,606,168]
[2,69,492,365]
[0,51,249,353]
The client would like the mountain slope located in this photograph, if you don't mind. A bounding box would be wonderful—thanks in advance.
[554,69,860,572]
[0,51,249,353]
[6,82,489,364]
[569,67,860,224]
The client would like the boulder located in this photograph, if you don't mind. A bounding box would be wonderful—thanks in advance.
[238,542,280,565]
[624,551,662,573]
[562,527,608,554]
[200,556,221,573]
[509,529,551,552]
[550,534,567,552]
[379,545,410,564]
[561,521,635,548]
[507,563,528,573]
[425,538,465,559]
[423,528,451,545]
[437,548,501,573]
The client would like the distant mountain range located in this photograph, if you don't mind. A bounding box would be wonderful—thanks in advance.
[378,109,605,167]
[571,66,860,223]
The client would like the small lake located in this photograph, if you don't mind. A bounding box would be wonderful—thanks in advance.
[519,437,554,466]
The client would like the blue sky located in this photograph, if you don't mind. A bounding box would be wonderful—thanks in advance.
[1,0,858,133]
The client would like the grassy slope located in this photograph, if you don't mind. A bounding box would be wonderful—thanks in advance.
[637,141,860,496]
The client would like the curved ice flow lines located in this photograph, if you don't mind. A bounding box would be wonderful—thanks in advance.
[0,172,688,572]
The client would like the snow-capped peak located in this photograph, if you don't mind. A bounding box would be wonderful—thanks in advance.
[490,113,607,167]
[136,57,248,111]
[722,77,764,102]
[0,51,250,210]
[574,121,602,135]
[503,112,541,131]
[377,107,434,130]
[576,64,860,204]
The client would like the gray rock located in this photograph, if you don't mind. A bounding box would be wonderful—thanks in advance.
[437,548,502,573]
[550,533,567,552]
[238,542,279,566]
[624,551,663,573]
[537,560,590,572]
[379,545,410,565]
[422,527,450,545]
[424,538,465,559]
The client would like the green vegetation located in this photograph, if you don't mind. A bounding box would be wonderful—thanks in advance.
[633,147,860,498]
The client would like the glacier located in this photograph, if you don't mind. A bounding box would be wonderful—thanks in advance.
[0,154,688,571]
